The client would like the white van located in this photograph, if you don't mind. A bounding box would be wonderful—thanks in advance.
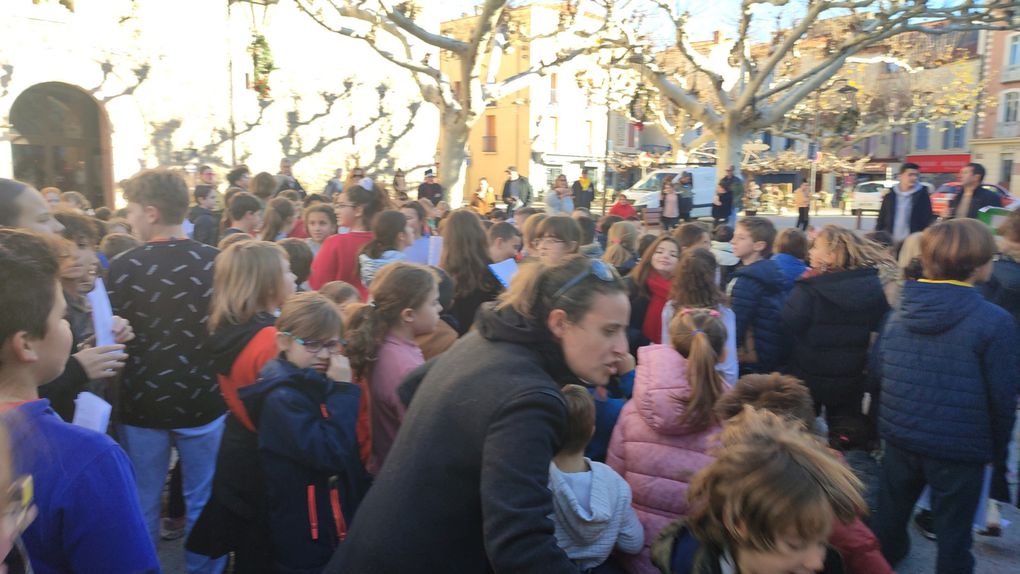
[628,167,717,218]
[851,180,933,214]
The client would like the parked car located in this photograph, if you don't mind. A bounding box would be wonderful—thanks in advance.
[628,167,717,218]
[850,180,933,214]
[929,182,1018,218]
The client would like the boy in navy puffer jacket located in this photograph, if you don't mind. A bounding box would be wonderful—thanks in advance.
[871,219,1019,574]
[728,217,788,373]
[241,293,370,574]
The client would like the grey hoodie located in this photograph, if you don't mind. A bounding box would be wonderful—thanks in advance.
[548,459,644,569]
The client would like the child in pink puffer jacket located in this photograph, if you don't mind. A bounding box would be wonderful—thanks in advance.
[606,308,727,574]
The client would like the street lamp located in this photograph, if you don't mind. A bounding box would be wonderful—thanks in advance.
[810,79,858,202]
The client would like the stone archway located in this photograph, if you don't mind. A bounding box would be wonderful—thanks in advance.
[9,82,112,207]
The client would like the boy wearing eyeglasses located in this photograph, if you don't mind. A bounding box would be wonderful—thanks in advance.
[0,229,158,573]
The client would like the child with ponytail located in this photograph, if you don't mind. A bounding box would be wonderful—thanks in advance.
[602,220,639,275]
[607,308,727,574]
[309,184,385,298]
[344,262,441,474]
[259,197,296,241]
[357,210,412,287]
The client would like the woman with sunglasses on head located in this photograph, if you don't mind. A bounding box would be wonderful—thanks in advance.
[237,292,370,574]
[188,240,295,571]
[308,184,386,299]
[327,255,631,574]
[344,263,441,475]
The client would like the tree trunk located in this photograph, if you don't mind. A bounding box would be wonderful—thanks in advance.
[438,117,470,208]
[714,127,748,178]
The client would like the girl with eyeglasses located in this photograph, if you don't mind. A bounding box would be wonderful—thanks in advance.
[238,292,369,573]
[308,185,386,299]
[534,215,581,265]
[331,255,631,573]
[345,262,441,474]
[189,241,295,571]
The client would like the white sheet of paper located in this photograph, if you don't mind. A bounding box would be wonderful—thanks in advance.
[405,237,430,264]
[87,277,116,347]
[71,391,112,432]
[488,258,519,289]
[427,236,444,266]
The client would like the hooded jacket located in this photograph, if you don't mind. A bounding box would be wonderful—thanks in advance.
[606,345,720,574]
[728,258,788,373]
[875,184,933,242]
[548,460,643,570]
[240,359,370,574]
[982,246,1020,325]
[771,253,807,296]
[782,268,889,407]
[209,312,278,432]
[327,303,580,574]
[874,281,1019,463]
[188,205,220,246]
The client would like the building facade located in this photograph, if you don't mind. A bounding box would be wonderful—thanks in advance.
[440,4,610,203]
[0,0,438,207]
[971,28,1020,193]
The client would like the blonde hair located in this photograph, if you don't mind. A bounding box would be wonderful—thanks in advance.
[687,407,865,552]
[814,225,893,272]
[603,221,639,267]
[521,212,548,252]
[345,262,437,379]
[319,281,360,306]
[669,308,727,431]
[897,232,924,272]
[209,241,289,333]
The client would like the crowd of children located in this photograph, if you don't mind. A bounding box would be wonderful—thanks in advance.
[0,165,1017,574]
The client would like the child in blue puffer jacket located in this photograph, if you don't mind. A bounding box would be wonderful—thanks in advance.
[871,219,1019,574]
[240,292,371,574]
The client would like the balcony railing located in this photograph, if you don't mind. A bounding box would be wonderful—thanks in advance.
[994,122,1020,139]
[482,135,497,153]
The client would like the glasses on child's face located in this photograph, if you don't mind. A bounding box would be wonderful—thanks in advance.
[538,236,565,246]
[281,332,346,354]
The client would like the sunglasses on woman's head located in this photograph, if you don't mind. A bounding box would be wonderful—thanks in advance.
[551,259,618,302]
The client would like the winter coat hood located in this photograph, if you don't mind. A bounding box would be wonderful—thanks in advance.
[238,358,334,426]
[634,344,700,435]
[188,205,216,223]
[772,253,807,293]
[734,258,785,294]
[209,312,276,375]
[899,280,984,335]
[548,461,621,545]
[803,268,887,313]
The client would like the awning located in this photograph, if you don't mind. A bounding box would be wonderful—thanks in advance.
[905,154,971,174]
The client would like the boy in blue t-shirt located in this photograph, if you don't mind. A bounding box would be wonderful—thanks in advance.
[0,228,158,573]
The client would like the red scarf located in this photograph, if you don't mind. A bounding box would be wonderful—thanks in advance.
[642,271,672,344]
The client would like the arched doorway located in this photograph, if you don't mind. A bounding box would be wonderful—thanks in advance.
[9,82,112,208]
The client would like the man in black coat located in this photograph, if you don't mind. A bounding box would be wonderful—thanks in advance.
[875,162,934,243]
[949,162,1001,220]
[417,168,445,205]
[571,168,596,211]
[502,166,532,217]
